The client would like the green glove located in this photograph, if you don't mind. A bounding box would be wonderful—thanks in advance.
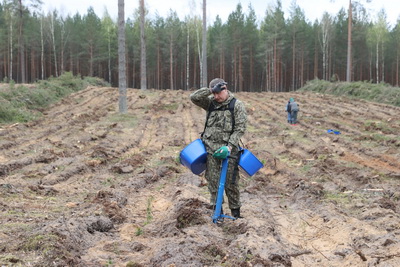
[212,146,230,159]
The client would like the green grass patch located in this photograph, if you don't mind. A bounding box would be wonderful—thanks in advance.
[300,163,313,173]
[276,154,302,168]
[23,234,59,252]
[135,227,143,236]
[107,113,138,128]
[323,192,352,205]
[101,177,115,187]
[0,222,33,233]
[162,103,179,111]
[145,196,154,225]
[246,124,263,133]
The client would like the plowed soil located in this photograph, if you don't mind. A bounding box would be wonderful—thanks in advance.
[1,86,400,267]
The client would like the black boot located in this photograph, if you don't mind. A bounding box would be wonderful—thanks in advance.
[231,208,242,218]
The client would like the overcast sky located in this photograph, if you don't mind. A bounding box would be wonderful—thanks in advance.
[42,0,400,28]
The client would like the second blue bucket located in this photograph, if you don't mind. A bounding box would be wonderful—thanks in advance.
[180,139,207,175]
[239,149,263,176]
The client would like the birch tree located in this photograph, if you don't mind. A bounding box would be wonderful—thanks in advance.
[320,12,334,81]
[48,10,58,77]
[165,10,181,89]
[184,0,199,90]
[101,11,116,84]
[367,9,389,83]
[59,16,69,75]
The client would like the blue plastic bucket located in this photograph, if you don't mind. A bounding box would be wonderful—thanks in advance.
[180,139,207,175]
[239,149,263,176]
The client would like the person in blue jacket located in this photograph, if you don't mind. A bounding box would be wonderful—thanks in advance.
[288,97,299,124]
[285,99,292,123]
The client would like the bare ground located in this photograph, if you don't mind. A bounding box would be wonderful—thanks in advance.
[0,86,400,267]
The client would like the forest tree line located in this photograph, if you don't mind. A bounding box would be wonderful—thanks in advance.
[1,0,400,92]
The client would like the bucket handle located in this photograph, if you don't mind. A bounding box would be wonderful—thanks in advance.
[239,138,246,150]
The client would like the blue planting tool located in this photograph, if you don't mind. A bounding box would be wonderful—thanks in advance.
[212,156,236,223]
[327,129,341,135]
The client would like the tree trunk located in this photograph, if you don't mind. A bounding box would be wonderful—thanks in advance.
[193,50,197,88]
[369,51,372,81]
[132,56,135,88]
[314,35,318,79]
[30,49,35,81]
[108,27,112,84]
[201,0,207,87]
[273,38,277,92]
[219,41,224,78]
[10,22,13,81]
[50,14,58,77]
[118,0,127,113]
[60,24,65,75]
[140,0,147,90]
[250,46,254,91]
[40,16,44,80]
[381,43,385,82]
[376,41,379,83]
[233,46,237,91]
[397,50,399,86]
[70,51,73,75]
[89,45,94,77]
[196,24,201,87]
[239,46,243,92]
[170,39,173,89]
[186,26,189,90]
[279,46,283,91]
[18,0,25,83]
[292,33,296,91]
[301,44,304,87]
[157,45,161,89]
[346,0,352,82]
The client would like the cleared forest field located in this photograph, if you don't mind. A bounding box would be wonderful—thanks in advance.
[0,86,400,266]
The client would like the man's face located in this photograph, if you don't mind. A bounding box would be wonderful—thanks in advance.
[212,88,229,103]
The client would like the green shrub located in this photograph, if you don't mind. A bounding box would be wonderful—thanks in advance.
[38,72,85,95]
[300,79,400,107]
[83,76,110,87]
[0,73,109,124]
[0,100,36,123]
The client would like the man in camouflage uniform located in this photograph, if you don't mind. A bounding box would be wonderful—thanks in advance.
[190,78,247,218]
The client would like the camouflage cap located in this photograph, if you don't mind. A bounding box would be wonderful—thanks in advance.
[209,78,226,89]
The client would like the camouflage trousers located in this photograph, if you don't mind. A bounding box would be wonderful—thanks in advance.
[205,153,241,209]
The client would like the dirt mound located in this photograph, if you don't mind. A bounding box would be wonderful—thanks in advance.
[0,86,399,266]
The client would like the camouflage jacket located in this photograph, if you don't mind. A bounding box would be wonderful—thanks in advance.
[190,87,247,153]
